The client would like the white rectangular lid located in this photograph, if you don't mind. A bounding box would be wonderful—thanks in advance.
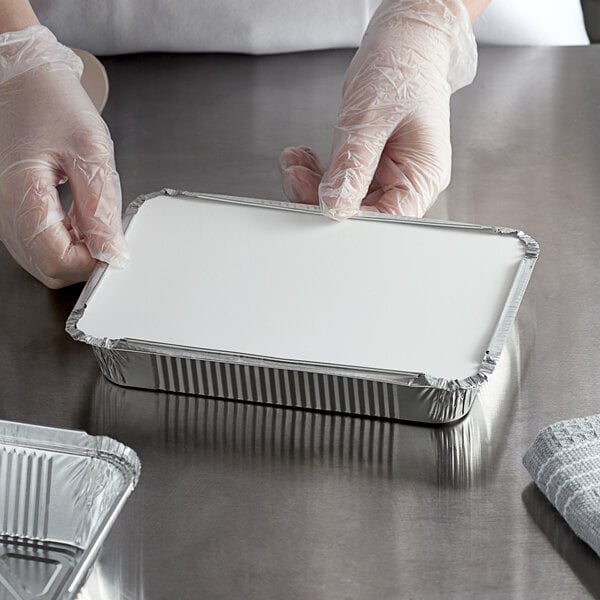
[78,194,526,381]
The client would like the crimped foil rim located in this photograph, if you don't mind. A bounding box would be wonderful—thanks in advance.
[66,188,540,393]
[0,419,141,486]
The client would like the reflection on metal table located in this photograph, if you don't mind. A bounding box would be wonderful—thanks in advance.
[2,46,600,599]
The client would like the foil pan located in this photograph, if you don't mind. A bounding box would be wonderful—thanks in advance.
[0,421,140,600]
[90,321,523,488]
[67,189,539,424]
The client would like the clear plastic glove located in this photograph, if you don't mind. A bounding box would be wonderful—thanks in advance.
[0,25,128,288]
[280,0,477,220]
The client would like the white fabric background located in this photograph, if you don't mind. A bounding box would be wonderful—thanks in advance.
[30,0,380,55]
[31,0,589,55]
[473,0,589,46]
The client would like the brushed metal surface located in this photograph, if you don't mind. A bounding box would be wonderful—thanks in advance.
[1,46,600,598]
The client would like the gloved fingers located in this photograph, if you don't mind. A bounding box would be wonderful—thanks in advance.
[279,145,323,175]
[371,150,435,217]
[318,123,392,221]
[1,172,97,288]
[364,108,451,217]
[64,121,129,268]
[361,166,426,216]
[384,106,451,182]
[0,27,128,287]
[26,220,97,288]
[279,146,323,204]
[281,165,322,205]
[364,186,427,218]
[364,160,446,218]
[4,164,67,244]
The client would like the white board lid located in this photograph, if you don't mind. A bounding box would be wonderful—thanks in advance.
[77,193,527,382]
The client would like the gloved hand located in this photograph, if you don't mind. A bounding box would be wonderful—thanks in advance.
[280,0,477,220]
[0,25,128,288]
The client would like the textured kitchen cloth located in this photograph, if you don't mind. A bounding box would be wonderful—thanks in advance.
[523,415,600,556]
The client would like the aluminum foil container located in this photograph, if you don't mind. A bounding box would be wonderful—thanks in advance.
[0,421,140,600]
[67,189,539,424]
[90,321,523,488]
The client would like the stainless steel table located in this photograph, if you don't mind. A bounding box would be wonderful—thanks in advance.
[2,46,600,599]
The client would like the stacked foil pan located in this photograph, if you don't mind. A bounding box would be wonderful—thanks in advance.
[0,421,140,600]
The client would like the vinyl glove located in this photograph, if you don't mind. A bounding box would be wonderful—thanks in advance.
[280,0,477,219]
[0,25,128,288]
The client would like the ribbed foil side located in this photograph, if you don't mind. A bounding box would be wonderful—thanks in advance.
[95,348,475,423]
[0,450,52,541]
[0,421,141,600]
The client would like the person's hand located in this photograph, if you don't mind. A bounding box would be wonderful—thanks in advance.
[0,25,128,288]
[280,0,477,220]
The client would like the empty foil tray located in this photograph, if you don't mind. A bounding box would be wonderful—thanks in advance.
[0,420,140,600]
[67,189,539,424]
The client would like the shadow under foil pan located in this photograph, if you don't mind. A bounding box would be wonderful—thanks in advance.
[90,324,522,488]
[67,190,539,424]
[0,421,140,600]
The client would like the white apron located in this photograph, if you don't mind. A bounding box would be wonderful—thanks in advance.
[30,0,589,55]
